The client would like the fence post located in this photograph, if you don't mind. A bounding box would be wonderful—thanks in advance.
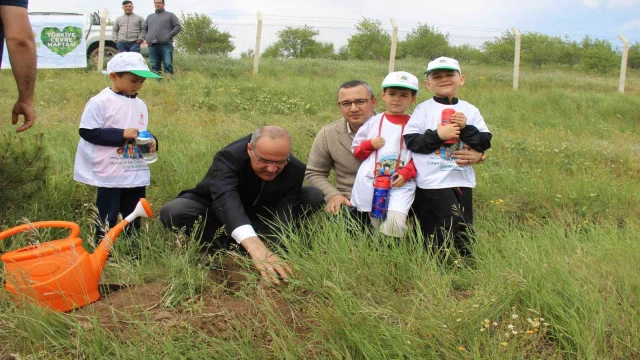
[511,27,521,90]
[618,34,629,94]
[96,8,109,72]
[253,11,263,75]
[389,18,398,73]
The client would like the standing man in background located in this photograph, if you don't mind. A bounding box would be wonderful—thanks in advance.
[142,0,180,76]
[0,0,37,132]
[113,1,145,53]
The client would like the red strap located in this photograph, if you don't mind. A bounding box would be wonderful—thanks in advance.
[373,113,409,177]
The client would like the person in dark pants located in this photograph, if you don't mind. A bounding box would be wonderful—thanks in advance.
[0,0,37,132]
[141,0,180,75]
[160,126,324,285]
[113,1,145,53]
[404,57,492,256]
[73,52,162,240]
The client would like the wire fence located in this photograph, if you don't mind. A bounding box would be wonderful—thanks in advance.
[101,12,640,93]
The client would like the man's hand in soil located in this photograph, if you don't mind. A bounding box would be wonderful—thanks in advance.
[241,236,293,285]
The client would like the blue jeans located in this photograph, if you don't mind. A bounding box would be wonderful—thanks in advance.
[148,44,174,75]
[116,41,141,53]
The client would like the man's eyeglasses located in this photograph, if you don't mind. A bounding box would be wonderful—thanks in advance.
[252,149,290,166]
[337,98,369,109]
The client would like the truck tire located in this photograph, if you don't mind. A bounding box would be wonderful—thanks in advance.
[89,45,119,61]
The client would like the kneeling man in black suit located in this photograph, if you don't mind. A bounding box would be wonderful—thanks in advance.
[160,126,323,284]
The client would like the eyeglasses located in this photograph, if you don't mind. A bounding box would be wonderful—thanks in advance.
[252,149,290,166]
[337,98,369,109]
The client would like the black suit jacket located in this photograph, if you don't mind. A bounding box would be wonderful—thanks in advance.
[179,134,306,234]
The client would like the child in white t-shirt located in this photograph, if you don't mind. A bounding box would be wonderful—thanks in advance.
[351,71,419,237]
[404,57,492,256]
[73,52,161,240]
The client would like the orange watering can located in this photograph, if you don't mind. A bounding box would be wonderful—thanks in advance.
[0,199,152,312]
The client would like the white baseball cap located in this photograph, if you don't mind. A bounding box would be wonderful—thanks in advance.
[106,52,162,79]
[424,57,461,75]
[381,71,419,92]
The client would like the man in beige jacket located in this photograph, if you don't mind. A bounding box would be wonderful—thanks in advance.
[305,80,377,215]
[305,79,486,217]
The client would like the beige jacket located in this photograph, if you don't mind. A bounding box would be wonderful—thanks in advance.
[305,119,363,201]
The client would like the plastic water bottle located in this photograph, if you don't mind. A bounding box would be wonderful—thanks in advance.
[371,176,391,219]
[135,130,158,164]
[441,108,458,146]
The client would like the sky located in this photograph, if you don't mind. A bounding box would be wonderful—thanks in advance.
[25,0,640,56]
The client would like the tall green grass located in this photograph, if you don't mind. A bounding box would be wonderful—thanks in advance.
[0,58,639,359]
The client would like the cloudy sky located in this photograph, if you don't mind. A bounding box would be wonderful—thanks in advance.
[26,0,640,52]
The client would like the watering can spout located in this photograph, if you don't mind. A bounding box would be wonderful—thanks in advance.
[92,198,153,272]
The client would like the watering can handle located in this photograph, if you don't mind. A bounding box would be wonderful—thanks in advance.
[0,221,81,242]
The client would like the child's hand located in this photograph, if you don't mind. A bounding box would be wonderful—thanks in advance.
[391,174,406,187]
[150,138,157,153]
[451,112,467,129]
[123,128,139,139]
[437,123,460,140]
[371,136,385,149]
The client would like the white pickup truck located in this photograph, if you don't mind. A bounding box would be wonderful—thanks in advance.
[30,11,148,60]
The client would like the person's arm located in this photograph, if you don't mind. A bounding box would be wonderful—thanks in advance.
[206,150,292,284]
[404,130,442,154]
[403,104,443,155]
[1,5,37,132]
[79,128,125,146]
[136,15,145,42]
[112,16,119,42]
[459,108,492,152]
[141,17,148,41]
[351,118,378,160]
[240,236,293,285]
[459,125,492,152]
[168,13,181,38]
[305,127,341,200]
[395,159,416,182]
[305,127,351,214]
[352,139,377,161]
[452,147,485,166]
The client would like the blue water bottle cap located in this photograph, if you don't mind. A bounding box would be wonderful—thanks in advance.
[138,130,152,139]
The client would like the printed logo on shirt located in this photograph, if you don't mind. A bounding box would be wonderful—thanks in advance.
[429,143,469,172]
[111,139,148,172]
[138,113,145,126]
[373,152,408,177]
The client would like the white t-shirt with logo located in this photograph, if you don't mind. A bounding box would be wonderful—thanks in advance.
[404,98,490,189]
[74,88,150,188]
[350,113,416,215]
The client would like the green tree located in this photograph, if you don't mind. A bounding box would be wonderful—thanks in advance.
[240,49,254,59]
[521,33,564,67]
[176,13,234,56]
[627,42,640,69]
[336,45,350,60]
[558,37,581,67]
[0,132,49,218]
[450,44,485,63]
[347,18,390,61]
[398,24,450,59]
[482,30,515,64]
[580,36,619,72]
[262,26,334,59]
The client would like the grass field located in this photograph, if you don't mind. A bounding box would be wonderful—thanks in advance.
[1,57,639,359]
